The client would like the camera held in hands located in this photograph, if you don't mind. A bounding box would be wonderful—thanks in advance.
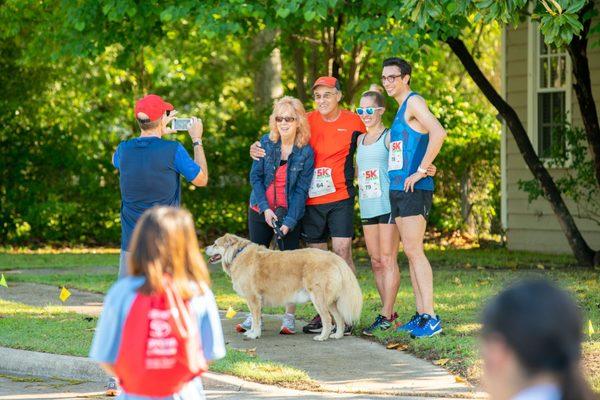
[171,118,192,131]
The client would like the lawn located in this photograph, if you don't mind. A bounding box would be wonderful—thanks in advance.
[0,248,598,391]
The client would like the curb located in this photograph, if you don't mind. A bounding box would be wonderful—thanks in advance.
[0,347,309,395]
[0,347,487,398]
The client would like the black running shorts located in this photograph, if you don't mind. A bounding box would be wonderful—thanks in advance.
[301,197,354,243]
[389,190,433,220]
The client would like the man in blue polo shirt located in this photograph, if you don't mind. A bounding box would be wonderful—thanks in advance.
[113,94,208,278]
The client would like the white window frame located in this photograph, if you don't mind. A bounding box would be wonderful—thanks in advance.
[527,18,572,164]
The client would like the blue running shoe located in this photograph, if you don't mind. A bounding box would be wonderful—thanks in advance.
[395,312,422,333]
[410,314,442,338]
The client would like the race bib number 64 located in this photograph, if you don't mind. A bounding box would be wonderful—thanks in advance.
[309,167,336,198]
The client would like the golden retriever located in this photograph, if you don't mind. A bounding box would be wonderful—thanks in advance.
[205,234,363,341]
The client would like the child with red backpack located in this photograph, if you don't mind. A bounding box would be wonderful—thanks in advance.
[90,207,225,399]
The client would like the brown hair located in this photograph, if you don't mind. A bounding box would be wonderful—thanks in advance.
[127,206,210,299]
[268,96,311,147]
[361,84,386,108]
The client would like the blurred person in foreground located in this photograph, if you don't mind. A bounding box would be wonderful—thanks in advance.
[480,279,597,400]
[90,207,225,399]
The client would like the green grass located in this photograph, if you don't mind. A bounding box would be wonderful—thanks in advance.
[211,348,315,389]
[0,252,118,270]
[10,273,116,294]
[2,249,599,391]
[0,300,97,356]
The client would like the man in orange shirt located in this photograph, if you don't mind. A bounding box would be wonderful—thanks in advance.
[251,77,365,335]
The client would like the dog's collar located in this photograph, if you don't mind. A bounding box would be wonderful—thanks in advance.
[230,244,249,264]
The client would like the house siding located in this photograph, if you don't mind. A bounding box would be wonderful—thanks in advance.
[503,22,600,254]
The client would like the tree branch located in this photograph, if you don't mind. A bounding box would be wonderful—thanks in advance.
[566,0,600,187]
[445,36,596,266]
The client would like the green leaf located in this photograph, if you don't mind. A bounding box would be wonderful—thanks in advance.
[276,7,290,18]
[304,10,316,21]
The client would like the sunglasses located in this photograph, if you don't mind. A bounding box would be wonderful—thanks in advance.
[275,116,296,123]
[356,107,383,116]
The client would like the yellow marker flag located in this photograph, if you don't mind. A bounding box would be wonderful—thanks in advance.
[589,320,595,336]
[59,286,71,302]
[225,306,237,319]
[0,274,7,288]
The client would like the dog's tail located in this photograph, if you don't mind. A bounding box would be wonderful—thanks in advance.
[335,259,363,325]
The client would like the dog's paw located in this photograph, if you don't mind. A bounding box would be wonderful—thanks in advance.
[313,334,328,341]
[329,331,344,339]
[244,331,260,339]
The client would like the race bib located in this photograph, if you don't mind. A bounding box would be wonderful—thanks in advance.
[388,141,403,170]
[309,167,336,198]
[358,168,382,199]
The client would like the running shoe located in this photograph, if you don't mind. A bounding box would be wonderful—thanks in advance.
[235,314,263,333]
[280,313,296,334]
[362,312,398,336]
[395,312,422,333]
[410,314,443,338]
[105,377,119,397]
[302,314,322,333]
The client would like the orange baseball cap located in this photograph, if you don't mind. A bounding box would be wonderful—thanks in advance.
[312,76,341,91]
[134,94,174,121]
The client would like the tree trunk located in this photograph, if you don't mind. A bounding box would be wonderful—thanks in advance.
[445,36,597,267]
[566,0,600,187]
[460,167,476,235]
[288,34,308,103]
[252,30,283,113]
[345,45,370,102]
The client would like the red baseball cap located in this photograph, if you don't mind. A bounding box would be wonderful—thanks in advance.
[312,76,341,90]
[134,94,174,121]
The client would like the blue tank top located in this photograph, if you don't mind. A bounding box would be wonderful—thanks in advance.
[388,92,434,191]
[356,129,391,218]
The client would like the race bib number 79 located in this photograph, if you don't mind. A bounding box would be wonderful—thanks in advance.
[359,168,382,199]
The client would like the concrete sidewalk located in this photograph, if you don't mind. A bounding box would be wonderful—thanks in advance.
[1,282,485,398]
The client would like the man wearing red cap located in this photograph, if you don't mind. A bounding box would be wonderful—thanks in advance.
[251,77,365,335]
[114,94,208,278]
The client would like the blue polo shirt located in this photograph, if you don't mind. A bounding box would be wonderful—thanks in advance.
[113,137,200,250]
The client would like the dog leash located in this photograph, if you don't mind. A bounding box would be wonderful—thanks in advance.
[272,160,286,251]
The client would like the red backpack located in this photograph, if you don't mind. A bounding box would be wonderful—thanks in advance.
[113,282,208,397]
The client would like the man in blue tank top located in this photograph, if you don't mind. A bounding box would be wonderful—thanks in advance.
[113,94,209,278]
[382,58,447,338]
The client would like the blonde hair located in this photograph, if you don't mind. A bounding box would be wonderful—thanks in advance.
[268,96,311,147]
[128,206,210,299]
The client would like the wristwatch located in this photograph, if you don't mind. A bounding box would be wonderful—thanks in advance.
[417,166,428,175]
[193,138,203,147]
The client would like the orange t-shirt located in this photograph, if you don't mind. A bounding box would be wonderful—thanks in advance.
[306,110,366,205]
